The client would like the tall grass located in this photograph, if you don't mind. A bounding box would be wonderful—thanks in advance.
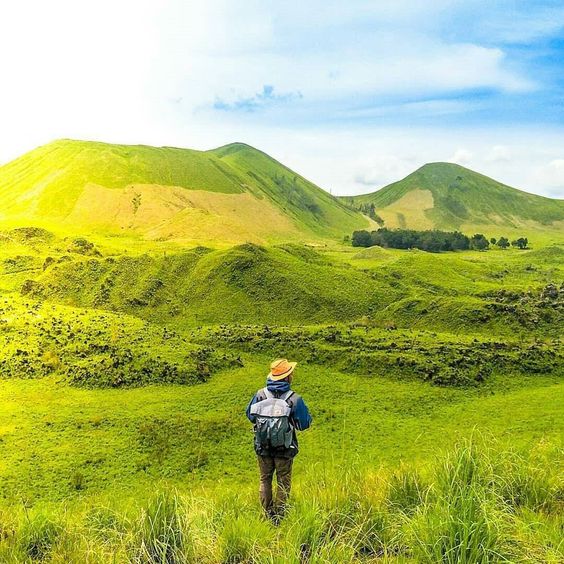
[0,438,560,563]
[129,491,189,563]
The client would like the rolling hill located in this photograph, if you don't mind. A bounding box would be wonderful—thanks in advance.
[344,162,564,234]
[0,139,369,244]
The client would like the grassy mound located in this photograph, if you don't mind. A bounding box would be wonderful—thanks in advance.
[195,325,563,387]
[10,238,561,336]
[353,245,393,260]
[27,244,393,326]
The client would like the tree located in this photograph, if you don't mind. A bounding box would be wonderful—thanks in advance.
[352,230,372,247]
[470,233,490,251]
[451,231,470,250]
[357,228,470,252]
[496,236,510,249]
[490,237,497,245]
[511,237,529,249]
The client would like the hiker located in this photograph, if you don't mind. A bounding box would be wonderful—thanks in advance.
[246,358,312,521]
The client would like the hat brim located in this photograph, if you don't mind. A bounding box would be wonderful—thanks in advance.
[267,362,297,381]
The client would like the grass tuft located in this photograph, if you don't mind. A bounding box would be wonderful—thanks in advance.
[129,490,189,564]
[18,512,62,561]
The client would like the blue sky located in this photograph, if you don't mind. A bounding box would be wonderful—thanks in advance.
[1,0,564,197]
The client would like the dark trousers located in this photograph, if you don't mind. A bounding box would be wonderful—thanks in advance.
[257,455,293,516]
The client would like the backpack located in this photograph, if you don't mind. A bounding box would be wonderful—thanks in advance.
[250,388,295,450]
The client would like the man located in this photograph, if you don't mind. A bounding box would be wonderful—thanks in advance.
[246,358,312,522]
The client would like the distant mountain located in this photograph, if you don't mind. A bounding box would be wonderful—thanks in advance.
[0,139,368,243]
[344,162,564,233]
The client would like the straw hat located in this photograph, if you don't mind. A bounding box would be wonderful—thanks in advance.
[267,358,297,381]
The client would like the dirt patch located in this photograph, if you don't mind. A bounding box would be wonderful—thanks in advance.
[379,189,435,229]
[64,183,301,243]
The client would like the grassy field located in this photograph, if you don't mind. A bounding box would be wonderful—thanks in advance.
[0,363,561,562]
[0,289,561,561]
[0,352,562,500]
[0,215,562,562]
[9,233,562,337]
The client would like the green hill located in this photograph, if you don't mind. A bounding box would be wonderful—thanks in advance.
[24,243,392,326]
[12,234,562,336]
[0,139,368,244]
[345,162,564,234]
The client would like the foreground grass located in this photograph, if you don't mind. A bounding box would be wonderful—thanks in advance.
[0,439,561,563]
[0,356,561,503]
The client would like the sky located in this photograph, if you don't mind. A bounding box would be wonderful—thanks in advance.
[1,0,564,198]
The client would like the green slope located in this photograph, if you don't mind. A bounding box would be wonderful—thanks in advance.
[0,139,368,243]
[13,235,562,336]
[209,142,365,238]
[345,162,564,233]
[25,243,392,326]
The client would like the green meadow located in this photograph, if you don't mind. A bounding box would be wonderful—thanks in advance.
[0,228,562,562]
[0,140,562,562]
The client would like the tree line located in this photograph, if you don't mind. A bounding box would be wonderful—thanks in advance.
[341,199,385,225]
[351,228,529,252]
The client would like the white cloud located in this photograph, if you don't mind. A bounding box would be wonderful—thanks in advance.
[252,126,564,198]
[0,0,561,202]
[449,149,474,165]
[534,160,564,196]
[353,155,415,188]
[486,145,512,162]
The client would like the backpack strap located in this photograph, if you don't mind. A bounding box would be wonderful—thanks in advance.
[281,390,294,403]
[258,387,294,404]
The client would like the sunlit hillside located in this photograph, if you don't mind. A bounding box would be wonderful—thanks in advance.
[345,162,564,237]
[0,139,369,244]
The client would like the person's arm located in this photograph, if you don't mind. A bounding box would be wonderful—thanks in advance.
[292,396,312,430]
[246,393,259,423]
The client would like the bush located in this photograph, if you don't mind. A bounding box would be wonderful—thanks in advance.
[219,515,272,563]
[470,233,490,251]
[84,506,127,542]
[411,442,501,563]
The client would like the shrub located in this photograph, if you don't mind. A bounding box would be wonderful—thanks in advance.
[492,451,559,512]
[219,515,272,563]
[70,470,86,492]
[84,506,127,542]
[411,489,502,563]
[412,441,502,563]
[41,350,61,371]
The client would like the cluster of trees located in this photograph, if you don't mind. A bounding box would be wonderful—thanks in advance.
[490,237,529,249]
[351,229,530,252]
[357,203,384,225]
[352,228,472,252]
[342,198,385,225]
